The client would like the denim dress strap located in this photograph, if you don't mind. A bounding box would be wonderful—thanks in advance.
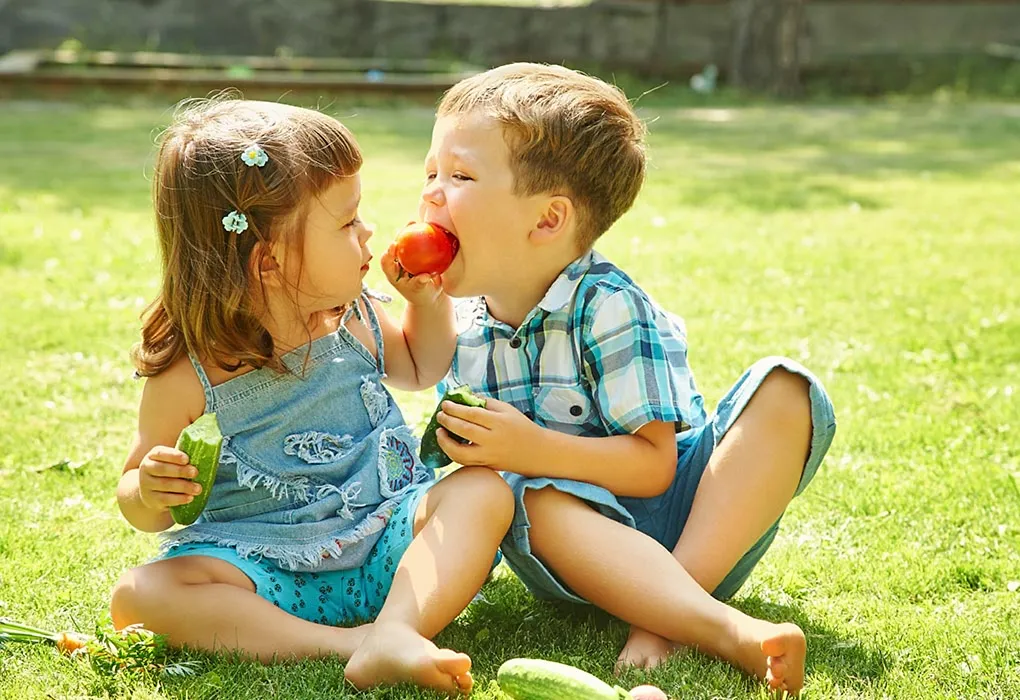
[358,291,387,376]
[186,354,217,413]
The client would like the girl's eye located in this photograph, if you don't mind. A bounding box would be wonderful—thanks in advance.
[343,216,361,229]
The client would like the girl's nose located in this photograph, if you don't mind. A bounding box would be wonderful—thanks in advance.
[361,222,375,242]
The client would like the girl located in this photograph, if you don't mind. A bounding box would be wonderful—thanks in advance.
[110,98,512,695]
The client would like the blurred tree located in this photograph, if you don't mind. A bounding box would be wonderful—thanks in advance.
[729,0,804,96]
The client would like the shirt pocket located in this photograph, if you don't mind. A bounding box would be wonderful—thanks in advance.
[534,383,594,436]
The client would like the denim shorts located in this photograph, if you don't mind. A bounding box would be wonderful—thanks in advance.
[500,356,837,603]
[159,482,434,626]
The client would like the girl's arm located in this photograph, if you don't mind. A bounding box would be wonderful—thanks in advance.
[373,244,456,391]
[117,359,206,532]
[371,292,455,392]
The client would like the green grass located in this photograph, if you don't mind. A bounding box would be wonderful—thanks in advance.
[1,95,1018,699]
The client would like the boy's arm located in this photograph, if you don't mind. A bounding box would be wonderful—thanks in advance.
[373,246,456,392]
[118,360,205,532]
[435,400,678,498]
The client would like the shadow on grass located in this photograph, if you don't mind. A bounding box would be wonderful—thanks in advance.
[432,571,893,697]
[2,98,1019,220]
[648,103,1020,195]
[441,576,891,696]
[0,98,434,218]
[76,574,890,700]
[659,171,884,212]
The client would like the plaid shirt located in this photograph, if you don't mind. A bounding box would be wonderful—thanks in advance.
[441,250,706,443]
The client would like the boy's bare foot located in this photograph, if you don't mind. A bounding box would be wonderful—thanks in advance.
[618,618,805,695]
[728,620,806,696]
[615,626,676,673]
[343,621,473,695]
[760,623,806,695]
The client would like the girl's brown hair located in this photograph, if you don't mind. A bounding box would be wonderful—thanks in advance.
[132,98,362,377]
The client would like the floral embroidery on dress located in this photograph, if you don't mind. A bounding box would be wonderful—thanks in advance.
[360,376,388,427]
[377,427,422,498]
[284,431,355,464]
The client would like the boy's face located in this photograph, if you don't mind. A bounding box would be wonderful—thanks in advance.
[421,112,546,299]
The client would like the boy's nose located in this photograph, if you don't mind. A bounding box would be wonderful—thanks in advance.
[421,181,445,207]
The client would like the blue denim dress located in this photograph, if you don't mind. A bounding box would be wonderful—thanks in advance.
[157,290,434,576]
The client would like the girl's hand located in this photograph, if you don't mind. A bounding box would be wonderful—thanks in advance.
[435,398,539,474]
[382,242,445,307]
[137,445,202,512]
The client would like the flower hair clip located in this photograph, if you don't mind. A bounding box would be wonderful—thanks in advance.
[222,210,249,234]
[241,144,269,168]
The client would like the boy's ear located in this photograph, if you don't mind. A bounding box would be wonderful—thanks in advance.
[530,195,574,246]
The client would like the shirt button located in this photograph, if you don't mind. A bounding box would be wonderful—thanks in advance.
[570,404,583,417]
[509,337,522,349]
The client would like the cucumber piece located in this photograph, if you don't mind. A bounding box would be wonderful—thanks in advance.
[169,413,223,526]
[418,385,486,470]
[497,658,633,700]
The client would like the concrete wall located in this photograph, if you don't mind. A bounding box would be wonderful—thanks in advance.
[2,0,1019,75]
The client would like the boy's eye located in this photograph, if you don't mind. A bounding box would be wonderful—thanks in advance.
[424,172,437,182]
[453,173,472,182]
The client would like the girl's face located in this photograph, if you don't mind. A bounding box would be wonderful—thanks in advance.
[282,174,373,314]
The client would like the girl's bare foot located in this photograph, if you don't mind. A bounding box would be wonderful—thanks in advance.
[615,626,676,673]
[343,621,473,695]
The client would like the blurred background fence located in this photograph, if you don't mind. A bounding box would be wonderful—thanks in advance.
[2,0,1019,95]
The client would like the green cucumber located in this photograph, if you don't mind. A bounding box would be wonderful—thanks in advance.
[418,385,486,470]
[169,413,223,526]
[497,658,633,700]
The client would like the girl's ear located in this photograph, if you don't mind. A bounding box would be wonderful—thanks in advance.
[529,195,574,246]
[250,241,285,289]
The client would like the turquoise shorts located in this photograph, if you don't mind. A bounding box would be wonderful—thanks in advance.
[159,482,433,626]
[501,356,837,603]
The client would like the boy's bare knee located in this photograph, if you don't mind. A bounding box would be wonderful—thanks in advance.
[755,368,812,432]
[522,486,578,523]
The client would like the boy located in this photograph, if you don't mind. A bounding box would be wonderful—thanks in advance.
[420,63,836,695]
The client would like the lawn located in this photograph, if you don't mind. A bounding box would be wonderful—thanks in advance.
[0,94,1018,699]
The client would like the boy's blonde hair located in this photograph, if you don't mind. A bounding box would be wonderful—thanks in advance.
[133,98,362,377]
[438,63,646,250]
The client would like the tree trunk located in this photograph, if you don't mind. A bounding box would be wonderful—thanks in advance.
[729,0,805,96]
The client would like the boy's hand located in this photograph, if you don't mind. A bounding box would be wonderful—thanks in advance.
[382,241,445,307]
[435,398,539,474]
[137,445,202,512]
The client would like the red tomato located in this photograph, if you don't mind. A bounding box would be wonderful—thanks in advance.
[393,222,459,276]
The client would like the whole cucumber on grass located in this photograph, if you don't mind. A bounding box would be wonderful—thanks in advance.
[418,385,486,470]
[497,658,634,700]
[169,413,223,526]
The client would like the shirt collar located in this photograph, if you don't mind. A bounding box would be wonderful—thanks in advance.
[475,250,599,329]
[536,250,598,313]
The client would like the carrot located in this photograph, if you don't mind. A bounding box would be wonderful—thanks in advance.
[0,617,91,655]
[55,631,90,655]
